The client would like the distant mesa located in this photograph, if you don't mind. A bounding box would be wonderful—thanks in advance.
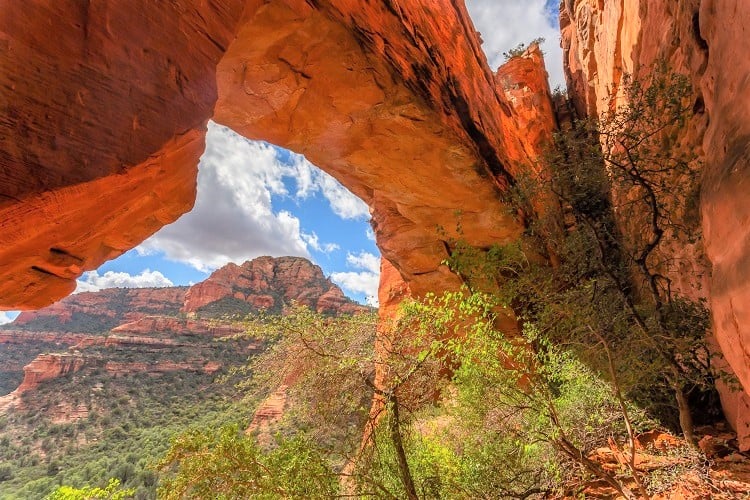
[0,256,368,406]
[7,256,368,334]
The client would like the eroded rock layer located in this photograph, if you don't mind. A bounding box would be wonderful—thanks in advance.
[0,0,559,311]
[0,0,246,307]
[0,256,352,411]
[561,0,750,444]
[182,256,366,315]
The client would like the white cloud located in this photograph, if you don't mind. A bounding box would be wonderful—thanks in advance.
[331,251,381,307]
[0,311,17,325]
[366,227,376,242]
[465,0,566,89]
[287,155,370,220]
[138,123,311,272]
[302,231,340,254]
[346,251,380,274]
[138,122,369,273]
[75,269,174,293]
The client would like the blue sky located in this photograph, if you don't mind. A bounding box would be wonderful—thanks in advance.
[0,0,563,323]
[79,122,381,305]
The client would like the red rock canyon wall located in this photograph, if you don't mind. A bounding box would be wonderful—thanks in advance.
[561,0,750,444]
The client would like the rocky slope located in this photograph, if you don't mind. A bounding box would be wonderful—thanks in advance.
[0,256,366,403]
[0,255,367,497]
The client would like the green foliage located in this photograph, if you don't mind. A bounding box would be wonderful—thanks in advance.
[197,296,267,318]
[0,348,250,499]
[47,478,134,500]
[237,306,378,460]
[156,425,337,499]
[447,66,724,432]
[368,291,654,496]
[401,67,724,494]
[503,37,546,60]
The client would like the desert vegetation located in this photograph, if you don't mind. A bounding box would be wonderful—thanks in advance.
[2,71,744,499]
[153,70,741,498]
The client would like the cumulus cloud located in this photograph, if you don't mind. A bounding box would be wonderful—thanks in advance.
[75,269,174,293]
[302,231,340,254]
[138,123,309,272]
[287,155,370,220]
[138,122,369,273]
[465,0,566,89]
[331,251,381,307]
[0,311,17,325]
[346,251,380,274]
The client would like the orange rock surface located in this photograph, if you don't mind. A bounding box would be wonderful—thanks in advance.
[0,353,85,411]
[182,256,368,315]
[13,286,188,330]
[560,0,750,444]
[495,44,557,167]
[0,330,98,347]
[213,0,548,302]
[0,1,247,309]
[14,353,86,394]
[0,0,554,311]
[110,316,243,338]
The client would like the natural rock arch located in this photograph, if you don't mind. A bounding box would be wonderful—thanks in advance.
[0,0,555,312]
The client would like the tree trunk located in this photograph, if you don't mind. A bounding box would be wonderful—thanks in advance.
[388,394,419,500]
[675,386,697,447]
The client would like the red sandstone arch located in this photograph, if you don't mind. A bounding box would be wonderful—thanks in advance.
[0,0,555,311]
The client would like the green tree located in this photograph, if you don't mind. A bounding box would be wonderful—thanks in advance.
[46,478,134,500]
[447,67,721,446]
[157,425,337,499]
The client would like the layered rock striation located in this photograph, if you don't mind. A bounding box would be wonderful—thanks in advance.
[0,0,559,312]
[13,287,188,332]
[183,256,366,315]
[0,256,365,404]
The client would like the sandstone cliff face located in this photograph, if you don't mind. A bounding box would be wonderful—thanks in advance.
[0,353,85,411]
[560,0,750,444]
[14,353,86,394]
[110,316,243,338]
[495,44,558,167]
[182,256,366,315]
[0,0,559,312]
[0,0,246,308]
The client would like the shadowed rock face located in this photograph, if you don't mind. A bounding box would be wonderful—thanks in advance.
[0,0,246,307]
[561,0,750,445]
[0,0,557,312]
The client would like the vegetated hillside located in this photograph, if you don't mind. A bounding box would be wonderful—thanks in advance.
[0,256,369,499]
[9,287,189,334]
